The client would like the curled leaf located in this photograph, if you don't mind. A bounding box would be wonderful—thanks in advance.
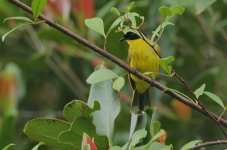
[2,23,32,42]
[111,7,121,16]
[86,69,119,84]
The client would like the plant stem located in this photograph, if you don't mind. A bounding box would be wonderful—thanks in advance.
[8,0,227,128]
[192,140,227,149]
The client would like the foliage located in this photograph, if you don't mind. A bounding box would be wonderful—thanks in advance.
[1,0,227,150]
[31,0,47,21]
[24,99,108,150]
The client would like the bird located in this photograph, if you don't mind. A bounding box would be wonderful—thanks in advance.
[120,31,160,114]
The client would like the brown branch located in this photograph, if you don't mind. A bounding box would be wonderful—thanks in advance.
[173,70,227,137]
[26,27,85,98]
[7,0,227,128]
[139,25,227,137]
[199,101,227,138]
[192,140,227,149]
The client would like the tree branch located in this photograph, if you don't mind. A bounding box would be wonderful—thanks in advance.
[192,140,227,149]
[173,70,227,137]
[7,0,227,128]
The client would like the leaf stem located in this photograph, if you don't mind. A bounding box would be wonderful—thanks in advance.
[192,140,227,149]
[8,0,227,129]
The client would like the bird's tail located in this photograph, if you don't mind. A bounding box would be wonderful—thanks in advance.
[131,89,150,114]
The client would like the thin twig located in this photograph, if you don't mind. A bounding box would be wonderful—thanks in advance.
[207,7,227,42]
[192,140,227,149]
[46,57,82,98]
[172,70,197,101]
[173,70,227,138]
[50,53,86,94]
[139,25,227,137]
[218,110,226,122]
[199,101,227,138]
[137,30,161,58]
[139,18,227,137]
[26,27,85,98]
[196,14,216,44]
[7,0,227,128]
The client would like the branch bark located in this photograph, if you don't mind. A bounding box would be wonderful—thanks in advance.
[7,0,227,128]
[192,140,227,149]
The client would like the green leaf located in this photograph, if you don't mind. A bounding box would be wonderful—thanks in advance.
[87,67,121,144]
[180,140,201,150]
[151,21,174,41]
[150,121,161,137]
[204,91,226,109]
[107,17,123,35]
[85,17,106,38]
[96,0,121,18]
[128,113,138,140]
[3,16,34,23]
[23,118,75,150]
[83,145,91,150]
[0,116,17,149]
[31,142,45,150]
[63,100,99,123]
[150,129,165,142]
[194,84,206,99]
[165,88,195,103]
[159,56,175,75]
[159,6,172,17]
[31,0,47,21]
[135,142,173,150]
[129,129,147,150]
[58,117,109,150]
[128,1,136,10]
[2,144,15,150]
[170,5,185,16]
[195,0,216,14]
[134,129,171,150]
[2,23,32,42]
[127,12,140,28]
[86,69,119,84]
[111,7,121,16]
[113,77,125,92]
[109,146,122,150]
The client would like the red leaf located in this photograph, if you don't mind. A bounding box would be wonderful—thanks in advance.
[158,129,167,144]
[82,133,97,150]
[88,138,97,150]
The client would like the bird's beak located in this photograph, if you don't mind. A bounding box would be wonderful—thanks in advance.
[119,37,125,42]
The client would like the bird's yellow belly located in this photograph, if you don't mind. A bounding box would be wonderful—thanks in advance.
[129,47,159,93]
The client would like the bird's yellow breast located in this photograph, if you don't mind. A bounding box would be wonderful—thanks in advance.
[127,38,160,93]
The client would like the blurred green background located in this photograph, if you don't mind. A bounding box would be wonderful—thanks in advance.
[0,0,227,149]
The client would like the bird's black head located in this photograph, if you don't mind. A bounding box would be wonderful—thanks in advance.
[120,32,140,42]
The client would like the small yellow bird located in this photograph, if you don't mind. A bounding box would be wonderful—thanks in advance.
[121,31,160,114]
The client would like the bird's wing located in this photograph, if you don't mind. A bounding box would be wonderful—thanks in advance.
[149,40,160,56]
